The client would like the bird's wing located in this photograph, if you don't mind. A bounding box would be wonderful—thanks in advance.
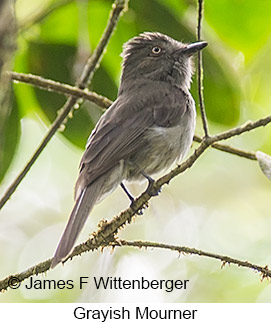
[153,88,190,127]
[76,84,188,190]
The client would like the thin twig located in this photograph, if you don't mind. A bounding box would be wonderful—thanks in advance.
[213,117,271,142]
[0,114,270,291]
[8,71,112,109]
[193,135,257,160]
[116,240,271,280]
[197,0,209,137]
[8,71,259,162]
[0,0,128,211]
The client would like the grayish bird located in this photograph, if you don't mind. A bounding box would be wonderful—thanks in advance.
[51,32,207,268]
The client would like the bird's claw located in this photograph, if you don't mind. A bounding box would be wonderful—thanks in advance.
[130,201,144,215]
[146,178,161,197]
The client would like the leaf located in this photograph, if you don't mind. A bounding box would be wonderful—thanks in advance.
[256,151,271,181]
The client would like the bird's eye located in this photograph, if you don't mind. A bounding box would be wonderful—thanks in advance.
[151,46,162,55]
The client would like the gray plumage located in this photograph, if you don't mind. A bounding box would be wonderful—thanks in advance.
[51,32,207,268]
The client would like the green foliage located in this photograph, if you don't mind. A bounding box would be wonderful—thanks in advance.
[205,0,271,62]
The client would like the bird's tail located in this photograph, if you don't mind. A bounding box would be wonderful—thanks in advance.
[50,178,104,268]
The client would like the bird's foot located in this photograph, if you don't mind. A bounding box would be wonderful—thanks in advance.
[141,172,161,197]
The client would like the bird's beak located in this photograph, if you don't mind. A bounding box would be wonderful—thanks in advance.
[181,41,208,56]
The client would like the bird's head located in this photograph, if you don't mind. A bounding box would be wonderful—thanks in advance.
[120,32,207,91]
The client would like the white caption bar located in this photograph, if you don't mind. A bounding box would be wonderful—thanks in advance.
[1,303,270,322]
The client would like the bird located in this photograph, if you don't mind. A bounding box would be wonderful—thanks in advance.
[50,32,207,268]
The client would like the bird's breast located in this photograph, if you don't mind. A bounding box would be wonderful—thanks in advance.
[126,106,196,180]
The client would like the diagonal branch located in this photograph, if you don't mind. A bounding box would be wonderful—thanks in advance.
[0,0,128,211]
[197,0,209,137]
[0,114,270,292]
[212,117,271,142]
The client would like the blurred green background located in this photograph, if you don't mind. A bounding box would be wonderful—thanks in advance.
[0,0,271,302]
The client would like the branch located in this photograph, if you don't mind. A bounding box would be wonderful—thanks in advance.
[1,115,270,292]
[115,240,271,280]
[193,135,257,160]
[212,117,271,142]
[0,0,128,211]
[197,0,209,137]
[8,71,112,109]
[1,237,271,292]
